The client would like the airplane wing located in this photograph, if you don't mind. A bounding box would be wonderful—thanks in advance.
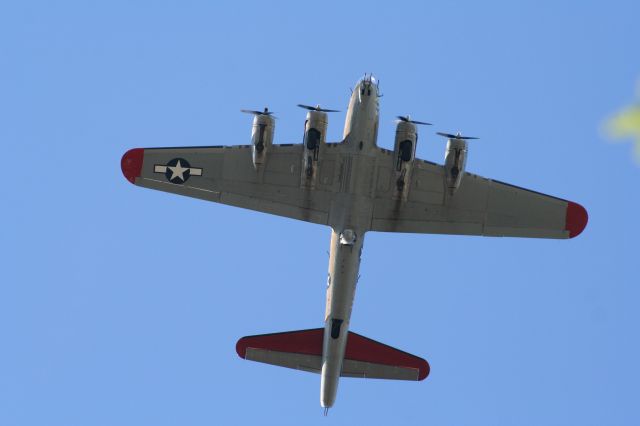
[121,144,336,225]
[371,156,588,239]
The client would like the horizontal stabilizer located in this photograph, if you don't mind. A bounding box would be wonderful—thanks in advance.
[236,328,429,381]
[236,328,324,373]
[342,332,430,380]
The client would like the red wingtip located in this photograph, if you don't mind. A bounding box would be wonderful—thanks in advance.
[236,338,248,359]
[565,201,588,238]
[121,148,144,184]
[418,360,431,381]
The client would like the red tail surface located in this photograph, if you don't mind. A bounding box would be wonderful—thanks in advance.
[237,328,429,381]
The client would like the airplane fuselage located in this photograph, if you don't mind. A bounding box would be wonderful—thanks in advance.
[321,76,380,408]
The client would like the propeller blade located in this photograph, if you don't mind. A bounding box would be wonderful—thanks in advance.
[297,104,340,113]
[241,107,274,116]
[396,116,432,125]
[436,131,479,140]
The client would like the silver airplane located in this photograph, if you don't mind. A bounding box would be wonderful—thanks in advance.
[121,74,588,411]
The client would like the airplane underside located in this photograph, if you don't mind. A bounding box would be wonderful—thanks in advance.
[121,74,588,411]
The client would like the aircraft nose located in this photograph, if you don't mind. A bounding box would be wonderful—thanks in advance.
[358,74,377,86]
[355,74,379,98]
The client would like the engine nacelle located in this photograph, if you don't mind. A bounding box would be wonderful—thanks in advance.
[250,113,275,169]
[302,110,328,181]
[392,120,418,196]
[443,138,468,195]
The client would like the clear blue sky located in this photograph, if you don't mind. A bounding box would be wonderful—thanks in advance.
[2,1,639,425]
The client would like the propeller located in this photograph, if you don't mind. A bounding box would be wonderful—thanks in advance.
[396,115,432,126]
[297,104,340,113]
[241,107,275,116]
[436,131,479,140]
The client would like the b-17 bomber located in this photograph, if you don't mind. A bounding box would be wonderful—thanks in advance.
[121,74,588,412]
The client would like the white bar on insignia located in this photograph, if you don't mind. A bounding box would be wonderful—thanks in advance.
[190,168,203,176]
[154,165,167,173]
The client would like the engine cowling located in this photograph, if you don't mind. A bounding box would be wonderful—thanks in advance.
[250,113,274,169]
[443,138,467,195]
[392,120,417,196]
[302,110,328,181]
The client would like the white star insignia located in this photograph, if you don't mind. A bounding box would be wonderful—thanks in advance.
[154,159,203,183]
[168,159,189,182]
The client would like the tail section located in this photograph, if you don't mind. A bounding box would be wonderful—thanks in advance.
[236,328,429,381]
[342,332,430,380]
[236,328,324,374]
